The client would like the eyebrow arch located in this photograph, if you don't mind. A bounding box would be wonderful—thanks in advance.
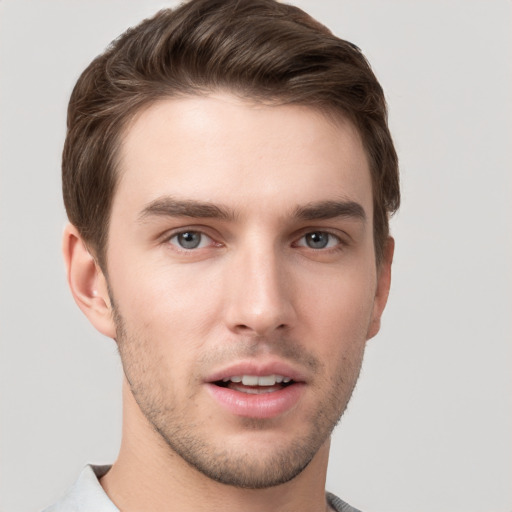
[138,197,235,222]
[293,200,367,222]
[138,196,366,224]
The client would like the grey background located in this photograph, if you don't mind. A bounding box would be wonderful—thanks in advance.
[1,1,511,511]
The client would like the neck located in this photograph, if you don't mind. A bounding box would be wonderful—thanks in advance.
[100,379,332,512]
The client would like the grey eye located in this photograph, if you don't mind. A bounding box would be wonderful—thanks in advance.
[305,232,330,249]
[296,231,340,250]
[173,231,203,249]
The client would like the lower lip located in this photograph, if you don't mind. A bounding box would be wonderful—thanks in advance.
[205,383,305,419]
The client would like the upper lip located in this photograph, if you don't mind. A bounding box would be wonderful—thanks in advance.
[205,360,308,383]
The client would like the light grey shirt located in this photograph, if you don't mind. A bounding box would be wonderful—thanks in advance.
[43,465,362,512]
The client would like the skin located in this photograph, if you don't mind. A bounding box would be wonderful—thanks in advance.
[63,93,393,512]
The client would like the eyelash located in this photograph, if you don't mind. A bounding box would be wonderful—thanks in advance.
[164,228,346,253]
[166,230,219,252]
[293,231,343,251]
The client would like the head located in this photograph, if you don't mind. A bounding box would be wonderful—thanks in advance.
[63,0,399,491]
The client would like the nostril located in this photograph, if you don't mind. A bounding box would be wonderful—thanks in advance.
[234,323,288,335]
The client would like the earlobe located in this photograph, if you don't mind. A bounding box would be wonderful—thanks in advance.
[62,223,117,339]
[367,237,394,340]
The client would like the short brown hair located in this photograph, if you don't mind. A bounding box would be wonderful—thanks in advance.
[62,0,399,269]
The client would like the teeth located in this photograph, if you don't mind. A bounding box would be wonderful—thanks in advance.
[257,375,277,386]
[237,386,276,394]
[223,375,290,386]
[242,375,259,385]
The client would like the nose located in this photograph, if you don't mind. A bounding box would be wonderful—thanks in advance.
[223,244,297,338]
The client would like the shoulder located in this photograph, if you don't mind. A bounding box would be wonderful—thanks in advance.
[41,465,117,512]
[326,491,363,512]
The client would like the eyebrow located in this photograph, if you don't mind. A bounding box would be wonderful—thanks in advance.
[138,196,366,223]
[293,200,367,222]
[138,197,235,222]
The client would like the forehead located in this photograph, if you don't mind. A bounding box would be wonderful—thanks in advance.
[114,93,372,219]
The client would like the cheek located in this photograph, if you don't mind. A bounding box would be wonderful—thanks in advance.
[112,266,220,396]
[300,266,377,346]
[113,261,224,349]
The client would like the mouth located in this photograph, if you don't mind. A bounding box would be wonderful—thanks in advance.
[213,374,295,394]
[205,365,305,418]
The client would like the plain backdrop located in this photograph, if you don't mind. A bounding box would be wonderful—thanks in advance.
[1,1,511,511]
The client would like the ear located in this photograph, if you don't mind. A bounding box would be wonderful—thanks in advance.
[62,223,117,339]
[367,237,394,340]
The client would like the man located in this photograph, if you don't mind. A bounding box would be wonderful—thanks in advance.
[46,0,399,510]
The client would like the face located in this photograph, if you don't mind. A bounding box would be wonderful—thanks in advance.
[104,94,390,488]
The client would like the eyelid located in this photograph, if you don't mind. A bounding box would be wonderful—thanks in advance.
[163,226,222,251]
[294,230,343,249]
[159,225,349,253]
[169,231,211,250]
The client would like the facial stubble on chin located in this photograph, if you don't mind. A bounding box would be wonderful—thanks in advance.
[111,303,366,489]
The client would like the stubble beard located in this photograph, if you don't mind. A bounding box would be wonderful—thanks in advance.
[113,307,365,489]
